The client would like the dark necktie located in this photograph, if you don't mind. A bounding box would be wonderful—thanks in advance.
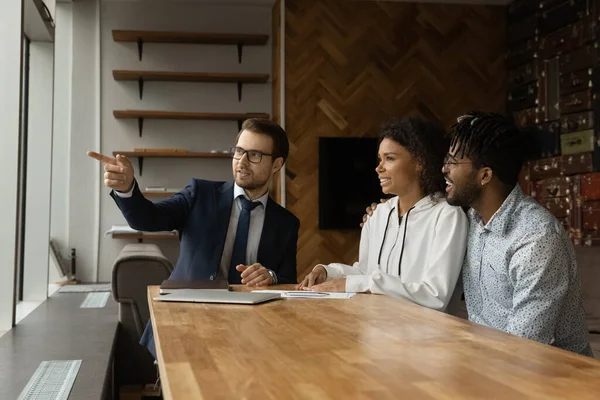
[228,196,260,284]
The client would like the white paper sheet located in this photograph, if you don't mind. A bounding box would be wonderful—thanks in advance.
[252,290,356,299]
[104,225,177,236]
[104,225,139,236]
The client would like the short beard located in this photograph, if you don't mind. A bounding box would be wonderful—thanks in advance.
[447,178,481,208]
[235,177,269,191]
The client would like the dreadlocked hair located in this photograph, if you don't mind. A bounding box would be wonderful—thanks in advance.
[379,116,449,198]
[449,111,531,187]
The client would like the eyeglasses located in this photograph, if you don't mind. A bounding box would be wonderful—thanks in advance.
[230,147,273,164]
[443,154,473,167]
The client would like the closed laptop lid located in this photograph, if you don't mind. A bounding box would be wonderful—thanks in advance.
[154,289,281,305]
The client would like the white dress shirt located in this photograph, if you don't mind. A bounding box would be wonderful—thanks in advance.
[114,181,272,281]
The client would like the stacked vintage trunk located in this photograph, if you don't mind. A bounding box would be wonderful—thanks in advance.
[509,0,600,247]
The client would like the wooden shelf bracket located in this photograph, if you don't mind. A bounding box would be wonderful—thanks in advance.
[138,77,144,99]
[138,117,144,137]
[138,38,143,61]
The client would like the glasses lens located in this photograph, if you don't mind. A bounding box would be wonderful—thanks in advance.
[247,151,262,163]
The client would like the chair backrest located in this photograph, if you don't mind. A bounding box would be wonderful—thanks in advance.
[111,243,173,385]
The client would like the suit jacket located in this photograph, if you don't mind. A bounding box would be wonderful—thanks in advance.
[110,179,300,357]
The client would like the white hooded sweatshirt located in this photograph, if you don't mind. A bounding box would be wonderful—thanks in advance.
[322,194,468,312]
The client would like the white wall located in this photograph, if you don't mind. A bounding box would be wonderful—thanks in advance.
[63,1,273,282]
[23,42,54,301]
[69,0,101,283]
[0,0,23,331]
[50,2,72,258]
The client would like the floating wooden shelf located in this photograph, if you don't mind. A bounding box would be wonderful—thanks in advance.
[112,232,178,242]
[113,110,270,136]
[142,191,178,198]
[112,70,270,100]
[112,150,231,158]
[112,30,269,63]
[112,149,231,175]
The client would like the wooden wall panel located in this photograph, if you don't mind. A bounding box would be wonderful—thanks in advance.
[284,0,507,278]
[271,0,282,204]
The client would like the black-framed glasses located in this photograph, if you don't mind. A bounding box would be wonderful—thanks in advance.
[230,146,273,164]
[443,154,473,167]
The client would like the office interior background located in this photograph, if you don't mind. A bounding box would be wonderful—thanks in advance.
[1,0,599,398]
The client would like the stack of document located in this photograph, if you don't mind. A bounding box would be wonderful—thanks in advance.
[104,225,177,236]
[252,290,355,299]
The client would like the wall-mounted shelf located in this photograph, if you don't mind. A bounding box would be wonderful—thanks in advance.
[142,191,178,198]
[112,232,178,243]
[113,70,270,101]
[111,30,269,63]
[113,110,270,137]
[112,149,231,175]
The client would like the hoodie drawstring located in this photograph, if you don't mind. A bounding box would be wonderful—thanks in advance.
[377,206,415,275]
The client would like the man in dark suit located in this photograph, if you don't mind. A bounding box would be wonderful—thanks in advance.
[88,118,299,357]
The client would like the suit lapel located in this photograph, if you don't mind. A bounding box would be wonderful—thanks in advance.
[257,198,278,266]
[213,181,235,265]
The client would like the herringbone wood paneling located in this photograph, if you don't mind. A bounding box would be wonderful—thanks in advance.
[285,0,507,278]
[271,0,282,204]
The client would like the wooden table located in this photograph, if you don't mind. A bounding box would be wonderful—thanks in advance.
[148,285,600,399]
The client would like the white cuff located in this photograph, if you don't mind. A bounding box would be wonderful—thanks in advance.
[345,275,370,293]
[114,181,135,198]
[323,264,344,281]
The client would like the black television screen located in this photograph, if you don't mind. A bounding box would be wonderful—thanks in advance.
[318,137,383,230]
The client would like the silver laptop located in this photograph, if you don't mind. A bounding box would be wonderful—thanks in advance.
[154,289,281,305]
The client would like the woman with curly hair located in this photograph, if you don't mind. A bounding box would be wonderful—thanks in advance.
[297,116,468,312]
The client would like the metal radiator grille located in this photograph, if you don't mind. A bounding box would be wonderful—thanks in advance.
[18,360,81,400]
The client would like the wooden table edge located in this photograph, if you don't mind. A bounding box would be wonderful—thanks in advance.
[148,286,174,400]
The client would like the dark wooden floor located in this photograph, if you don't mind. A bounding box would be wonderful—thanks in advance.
[0,291,118,399]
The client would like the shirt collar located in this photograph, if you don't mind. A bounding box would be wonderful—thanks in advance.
[233,183,269,208]
[471,185,524,234]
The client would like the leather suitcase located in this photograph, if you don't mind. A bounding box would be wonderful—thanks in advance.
[509,14,539,43]
[582,230,600,246]
[540,57,560,121]
[561,110,595,133]
[508,81,539,112]
[582,200,600,230]
[530,156,563,180]
[561,129,596,155]
[559,44,600,75]
[514,107,543,127]
[559,68,593,96]
[508,60,540,87]
[539,0,568,11]
[581,172,600,200]
[507,38,538,68]
[509,0,540,23]
[542,196,573,218]
[530,152,600,180]
[532,175,579,201]
[536,120,562,158]
[571,193,583,236]
[559,89,595,114]
[539,18,598,58]
[562,151,600,175]
[540,0,590,35]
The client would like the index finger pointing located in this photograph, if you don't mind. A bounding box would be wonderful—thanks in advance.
[87,151,117,165]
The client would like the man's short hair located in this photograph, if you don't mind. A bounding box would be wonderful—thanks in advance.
[449,111,530,187]
[239,118,289,162]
